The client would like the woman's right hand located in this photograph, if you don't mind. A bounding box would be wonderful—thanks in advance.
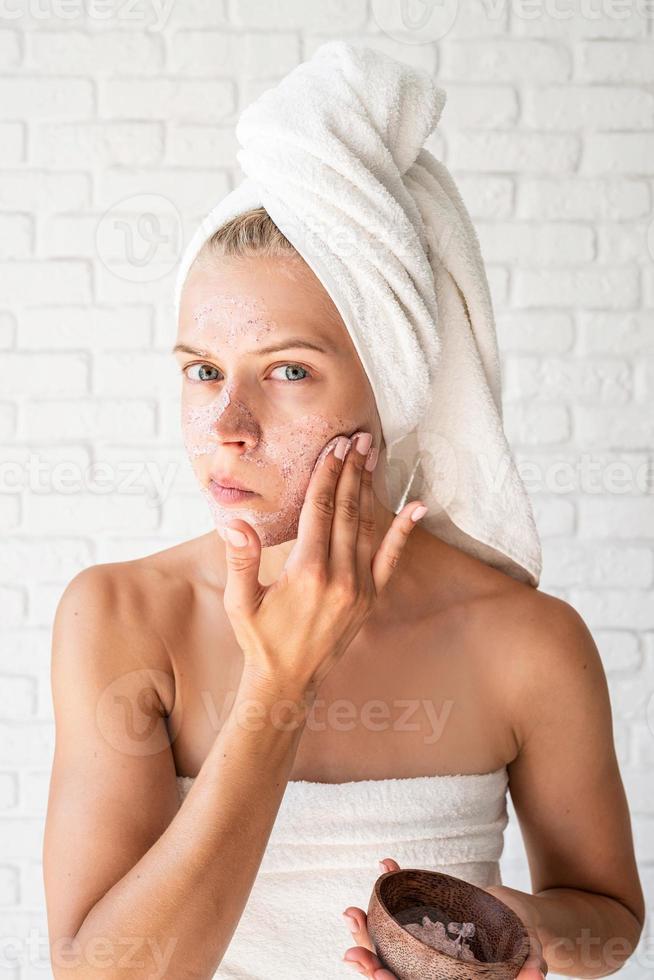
[217,430,426,699]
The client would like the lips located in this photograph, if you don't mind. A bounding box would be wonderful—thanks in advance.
[209,483,256,504]
[209,472,254,493]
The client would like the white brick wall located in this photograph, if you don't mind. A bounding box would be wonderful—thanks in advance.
[1,2,653,976]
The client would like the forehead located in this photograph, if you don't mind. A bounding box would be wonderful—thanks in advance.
[178,254,350,346]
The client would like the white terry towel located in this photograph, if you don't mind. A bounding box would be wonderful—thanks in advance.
[174,41,542,588]
[177,768,510,979]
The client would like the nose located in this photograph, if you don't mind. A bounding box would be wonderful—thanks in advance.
[208,389,261,451]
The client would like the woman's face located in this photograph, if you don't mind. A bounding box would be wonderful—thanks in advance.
[175,252,383,548]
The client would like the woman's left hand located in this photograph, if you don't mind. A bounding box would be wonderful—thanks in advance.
[342,858,549,979]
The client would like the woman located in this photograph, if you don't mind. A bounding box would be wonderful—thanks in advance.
[43,44,644,980]
[44,212,645,980]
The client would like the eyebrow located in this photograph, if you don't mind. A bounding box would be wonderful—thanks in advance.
[172,337,337,358]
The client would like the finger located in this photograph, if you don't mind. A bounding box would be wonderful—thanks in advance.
[356,442,378,581]
[485,887,547,978]
[219,519,264,616]
[341,865,401,955]
[371,501,427,595]
[516,908,546,977]
[343,946,396,978]
[519,931,547,978]
[330,431,370,577]
[343,944,386,975]
[342,908,374,953]
[343,904,398,978]
[342,953,369,977]
[284,434,350,573]
[517,963,547,980]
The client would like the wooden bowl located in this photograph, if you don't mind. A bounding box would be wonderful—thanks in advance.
[367,869,530,980]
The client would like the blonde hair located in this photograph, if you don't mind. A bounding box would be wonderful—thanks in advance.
[191,206,299,266]
[185,206,386,451]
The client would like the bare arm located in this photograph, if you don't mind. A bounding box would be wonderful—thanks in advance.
[45,432,418,979]
[500,593,645,978]
[44,565,312,980]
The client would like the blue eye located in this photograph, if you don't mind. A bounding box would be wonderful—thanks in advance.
[181,362,312,384]
[270,364,310,382]
[184,363,219,382]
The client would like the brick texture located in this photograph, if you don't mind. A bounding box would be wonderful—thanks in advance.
[2,5,653,976]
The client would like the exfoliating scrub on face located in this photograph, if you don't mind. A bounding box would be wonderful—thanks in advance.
[187,403,357,547]
[180,291,359,547]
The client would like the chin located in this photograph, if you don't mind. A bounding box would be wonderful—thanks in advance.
[231,511,301,550]
[255,520,300,549]
[205,489,302,550]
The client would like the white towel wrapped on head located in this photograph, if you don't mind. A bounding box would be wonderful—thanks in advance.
[174,41,542,588]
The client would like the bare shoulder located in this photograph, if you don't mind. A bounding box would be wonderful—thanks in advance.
[62,536,200,618]
[468,578,610,755]
[55,539,200,713]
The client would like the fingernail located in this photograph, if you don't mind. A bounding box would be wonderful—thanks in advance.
[410,504,427,522]
[365,446,379,472]
[355,431,372,455]
[342,912,358,932]
[312,437,339,475]
[334,436,351,460]
[225,527,247,547]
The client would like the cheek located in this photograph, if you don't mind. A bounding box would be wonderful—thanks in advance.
[180,397,224,460]
[238,412,358,547]
[253,412,358,487]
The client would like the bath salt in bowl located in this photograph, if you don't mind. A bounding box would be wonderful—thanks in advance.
[404,915,479,960]
[367,869,530,980]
